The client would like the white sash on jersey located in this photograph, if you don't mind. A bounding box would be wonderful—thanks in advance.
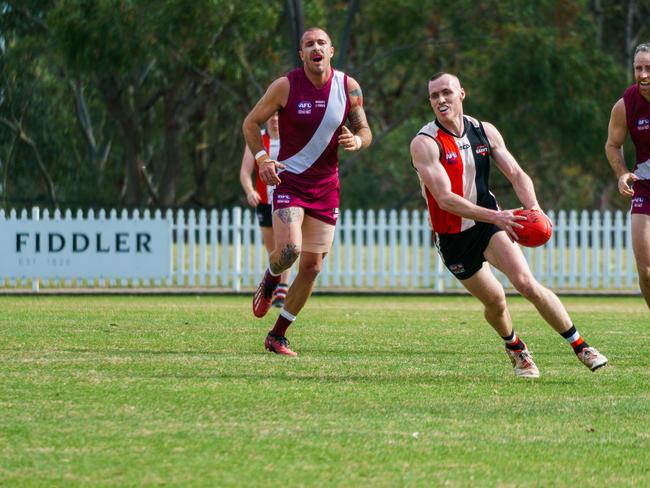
[634,158,650,180]
[266,137,280,202]
[279,70,347,174]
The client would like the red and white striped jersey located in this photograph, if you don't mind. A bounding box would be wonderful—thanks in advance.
[254,130,280,204]
[417,116,497,235]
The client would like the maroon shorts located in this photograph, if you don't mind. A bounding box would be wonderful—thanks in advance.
[632,181,650,215]
[272,174,340,225]
[631,195,650,215]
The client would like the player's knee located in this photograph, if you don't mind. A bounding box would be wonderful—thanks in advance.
[513,276,542,301]
[274,243,300,270]
[483,293,507,315]
[638,264,650,287]
[299,260,322,281]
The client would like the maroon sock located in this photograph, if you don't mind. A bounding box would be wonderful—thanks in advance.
[270,310,295,337]
[265,269,281,287]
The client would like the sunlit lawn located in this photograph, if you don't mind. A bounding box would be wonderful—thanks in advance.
[1,295,648,487]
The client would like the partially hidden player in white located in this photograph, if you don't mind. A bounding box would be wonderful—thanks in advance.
[410,72,608,378]
[605,42,650,311]
[240,112,291,308]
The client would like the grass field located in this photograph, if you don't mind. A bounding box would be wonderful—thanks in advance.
[1,295,648,487]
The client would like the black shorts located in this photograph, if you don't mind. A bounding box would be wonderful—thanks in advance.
[256,203,273,228]
[438,222,502,280]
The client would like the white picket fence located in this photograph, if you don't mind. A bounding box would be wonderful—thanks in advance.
[0,207,640,292]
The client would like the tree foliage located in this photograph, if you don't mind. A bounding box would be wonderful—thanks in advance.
[0,0,648,211]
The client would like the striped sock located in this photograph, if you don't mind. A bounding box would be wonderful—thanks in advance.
[560,325,589,354]
[274,283,289,300]
[502,331,526,351]
[270,308,296,337]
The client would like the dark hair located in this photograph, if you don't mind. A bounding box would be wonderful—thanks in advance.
[635,43,650,57]
[300,27,331,49]
[430,72,452,82]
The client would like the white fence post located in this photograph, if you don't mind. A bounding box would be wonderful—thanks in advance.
[176,209,185,286]
[568,210,578,288]
[343,209,353,288]
[377,209,386,288]
[187,209,197,286]
[31,207,40,293]
[355,209,364,287]
[399,209,409,287]
[199,209,207,287]
[614,210,623,289]
[626,211,634,288]
[389,210,397,288]
[591,210,601,289]
[366,209,375,288]
[232,207,242,292]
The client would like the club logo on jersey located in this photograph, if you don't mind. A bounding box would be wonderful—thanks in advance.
[445,151,458,165]
[297,101,313,115]
[637,118,650,130]
[315,100,327,108]
[458,143,470,150]
[275,194,291,204]
[475,144,488,156]
[449,263,465,275]
[333,208,339,220]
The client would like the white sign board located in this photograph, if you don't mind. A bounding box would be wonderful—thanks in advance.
[0,217,172,280]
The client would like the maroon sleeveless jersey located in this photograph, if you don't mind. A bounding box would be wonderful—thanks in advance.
[623,84,650,200]
[273,68,350,225]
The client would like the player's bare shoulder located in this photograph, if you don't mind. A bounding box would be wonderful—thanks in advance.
[410,133,439,170]
[410,121,441,166]
[263,76,291,108]
[609,98,627,123]
[479,120,506,150]
[346,75,364,108]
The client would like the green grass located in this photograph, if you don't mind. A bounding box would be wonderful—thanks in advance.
[1,295,648,487]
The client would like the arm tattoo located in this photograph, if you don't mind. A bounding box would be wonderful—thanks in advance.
[350,87,363,101]
[348,107,369,133]
[276,207,302,224]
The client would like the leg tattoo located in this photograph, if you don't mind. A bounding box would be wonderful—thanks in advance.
[276,208,302,224]
[271,243,299,274]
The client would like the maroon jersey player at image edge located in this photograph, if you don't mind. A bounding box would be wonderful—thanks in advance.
[606,42,650,311]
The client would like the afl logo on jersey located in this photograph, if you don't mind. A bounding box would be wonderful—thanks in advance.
[475,144,488,156]
[637,118,650,130]
[445,152,458,165]
[297,101,313,115]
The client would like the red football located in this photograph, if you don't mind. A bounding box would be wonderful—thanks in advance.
[513,209,552,247]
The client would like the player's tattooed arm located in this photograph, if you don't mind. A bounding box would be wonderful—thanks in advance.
[345,77,372,149]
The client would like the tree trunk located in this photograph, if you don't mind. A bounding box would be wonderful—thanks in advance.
[69,79,112,184]
[591,0,603,49]
[190,109,212,206]
[625,0,638,80]
[158,87,182,206]
[285,0,304,68]
[337,0,360,71]
[97,77,143,206]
